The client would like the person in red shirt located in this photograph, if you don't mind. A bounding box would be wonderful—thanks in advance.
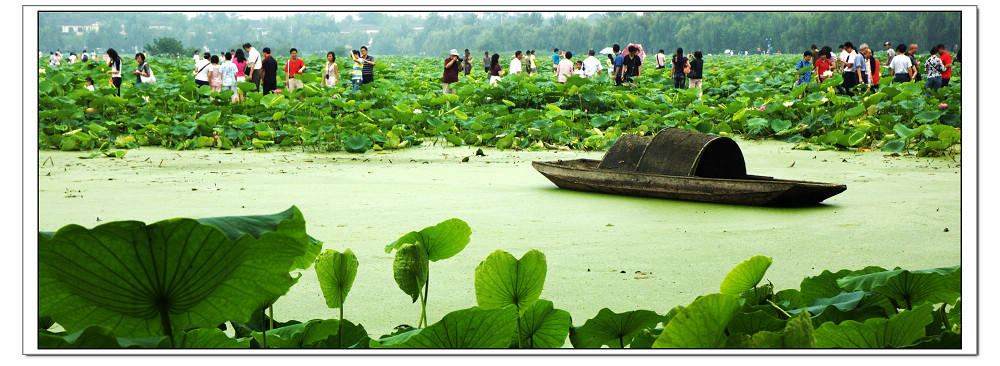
[442,49,462,94]
[813,47,833,83]
[284,48,306,92]
[865,48,880,90]
[936,43,954,87]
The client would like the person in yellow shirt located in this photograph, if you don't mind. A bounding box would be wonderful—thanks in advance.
[528,50,538,74]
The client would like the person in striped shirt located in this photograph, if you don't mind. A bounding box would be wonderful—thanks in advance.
[350,50,363,90]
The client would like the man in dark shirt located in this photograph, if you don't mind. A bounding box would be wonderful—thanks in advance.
[360,46,375,85]
[463,49,472,77]
[623,45,642,84]
[260,47,278,95]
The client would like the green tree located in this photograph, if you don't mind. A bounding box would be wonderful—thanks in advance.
[145,37,187,57]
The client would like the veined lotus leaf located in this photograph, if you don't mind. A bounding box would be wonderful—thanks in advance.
[814,304,933,348]
[393,243,428,303]
[570,308,665,348]
[39,218,306,338]
[720,255,773,295]
[474,249,546,312]
[252,319,368,348]
[196,205,322,271]
[373,306,517,348]
[315,249,359,309]
[385,218,471,262]
[653,294,740,348]
[516,299,571,348]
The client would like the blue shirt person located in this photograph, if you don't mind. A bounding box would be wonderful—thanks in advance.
[796,52,813,85]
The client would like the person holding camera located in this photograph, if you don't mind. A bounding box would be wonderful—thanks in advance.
[323,51,339,88]
[443,49,463,94]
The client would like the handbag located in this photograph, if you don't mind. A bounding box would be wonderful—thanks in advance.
[683,61,691,74]
[140,64,156,83]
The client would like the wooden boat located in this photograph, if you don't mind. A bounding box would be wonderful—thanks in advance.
[531,128,846,206]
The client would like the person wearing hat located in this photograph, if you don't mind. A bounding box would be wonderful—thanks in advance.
[884,42,895,68]
[443,49,463,94]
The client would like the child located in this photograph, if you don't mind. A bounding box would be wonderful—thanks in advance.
[85,77,95,91]
[574,60,584,76]
[796,51,813,85]
[207,55,222,92]
[350,50,363,90]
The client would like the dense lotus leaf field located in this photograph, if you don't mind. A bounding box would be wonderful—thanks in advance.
[37,53,960,156]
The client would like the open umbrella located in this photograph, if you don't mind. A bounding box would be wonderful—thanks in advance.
[599,47,614,55]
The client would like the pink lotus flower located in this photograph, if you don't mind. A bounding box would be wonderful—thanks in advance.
[255,132,259,136]
[713,67,718,70]
[214,135,219,139]
[758,106,766,111]
[274,90,282,94]
[939,103,948,108]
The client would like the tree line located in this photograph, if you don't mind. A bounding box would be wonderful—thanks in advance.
[39,11,962,57]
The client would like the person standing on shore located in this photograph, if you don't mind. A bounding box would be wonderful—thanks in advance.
[489,53,503,85]
[670,48,687,89]
[323,51,339,88]
[556,51,574,83]
[220,52,239,101]
[463,49,472,77]
[443,49,463,94]
[936,43,953,87]
[582,49,602,77]
[688,51,704,91]
[360,46,375,85]
[907,44,921,82]
[243,43,263,92]
[509,51,523,75]
[284,48,305,92]
[105,48,122,96]
[350,50,364,90]
[889,44,914,85]
[552,48,560,73]
[260,47,278,95]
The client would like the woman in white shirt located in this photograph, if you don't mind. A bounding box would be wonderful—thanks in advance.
[194,52,212,90]
[323,51,339,88]
[104,48,122,96]
[556,51,575,83]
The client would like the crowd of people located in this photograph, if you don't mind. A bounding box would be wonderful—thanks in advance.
[43,39,959,101]
[795,41,957,97]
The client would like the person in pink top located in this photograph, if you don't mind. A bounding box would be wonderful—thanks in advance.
[207,55,223,92]
[555,51,574,83]
[232,49,247,102]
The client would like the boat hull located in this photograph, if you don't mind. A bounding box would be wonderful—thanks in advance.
[532,159,846,206]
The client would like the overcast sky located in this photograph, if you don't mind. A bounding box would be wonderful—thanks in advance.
[178,12,610,21]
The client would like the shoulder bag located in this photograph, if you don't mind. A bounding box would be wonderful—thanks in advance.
[140,63,156,83]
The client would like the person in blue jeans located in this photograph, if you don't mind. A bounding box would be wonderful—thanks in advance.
[796,51,813,85]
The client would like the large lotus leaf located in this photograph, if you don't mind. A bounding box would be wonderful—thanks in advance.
[653,294,740,348]
[170,327,248,348]
[196,205,322,271]
[39,326,165,349]
[516,299,571,348]
[789,291,866,316]
[837,265,961,291]
[315,249,359,309]
[39,218,306,338]
[393,243,428,303]
[799,267,885,305]
[252,319,367,348]
[385,218,472,262]
[720,255,772,295]
[814,304,933,348]
[726,309,786,336]
[570,308,665,348]
[373,306,517,348]
[368,327,422,348]
[782,311,817,348]
[872,268,961,308]
[948,300,962,329]
[474,249,546,312]
[810,305,888,329]
[725,331,784,348]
